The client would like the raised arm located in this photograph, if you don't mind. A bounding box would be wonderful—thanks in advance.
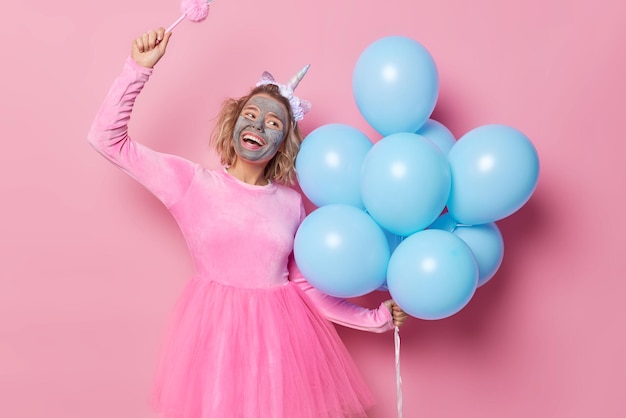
[88,28,197,208]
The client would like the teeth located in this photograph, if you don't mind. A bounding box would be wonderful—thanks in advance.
[243,134,263,146]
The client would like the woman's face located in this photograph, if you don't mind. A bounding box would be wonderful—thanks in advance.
[232,93,289,164]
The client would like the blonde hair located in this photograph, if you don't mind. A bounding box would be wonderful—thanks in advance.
[211,84,303,185]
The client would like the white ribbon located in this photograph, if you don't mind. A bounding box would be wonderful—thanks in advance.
[395,326,402,418]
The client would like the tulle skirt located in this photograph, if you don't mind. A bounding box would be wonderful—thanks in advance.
[151,278,374,418]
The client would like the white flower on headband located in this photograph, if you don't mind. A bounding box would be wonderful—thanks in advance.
[256,65,312,123]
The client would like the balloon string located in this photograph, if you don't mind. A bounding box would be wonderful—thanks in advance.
[395,326,403,418]
[165,14,186,33]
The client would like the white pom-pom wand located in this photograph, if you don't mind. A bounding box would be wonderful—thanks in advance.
[165,0,212,33]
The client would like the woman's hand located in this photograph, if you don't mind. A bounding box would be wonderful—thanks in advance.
[383,300,408,328]
[131,28,172,68]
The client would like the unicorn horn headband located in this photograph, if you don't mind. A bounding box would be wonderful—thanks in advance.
[287,64,310,91]
[256,65,312,123]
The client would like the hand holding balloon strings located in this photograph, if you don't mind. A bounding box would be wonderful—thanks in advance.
[384,300,408,328]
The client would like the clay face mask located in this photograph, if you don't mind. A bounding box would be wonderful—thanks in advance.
[233,94,288,163]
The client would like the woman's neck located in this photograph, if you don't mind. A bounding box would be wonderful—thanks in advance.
[226,161,270,186]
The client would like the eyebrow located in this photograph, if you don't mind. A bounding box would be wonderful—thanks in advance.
[244,105,283,119]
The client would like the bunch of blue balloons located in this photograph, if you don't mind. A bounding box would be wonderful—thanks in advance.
[294,36,539,320]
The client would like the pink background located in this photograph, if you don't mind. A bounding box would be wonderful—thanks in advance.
[1,0,625,417]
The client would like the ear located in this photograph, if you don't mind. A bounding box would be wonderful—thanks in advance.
[258,71,276,84]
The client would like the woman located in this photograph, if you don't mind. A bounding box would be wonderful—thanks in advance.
[88,27,407,418]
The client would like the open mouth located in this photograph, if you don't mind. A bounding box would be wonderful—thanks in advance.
[242,132,266,149]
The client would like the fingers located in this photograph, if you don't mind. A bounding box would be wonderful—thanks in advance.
[147,30,157,48]
[383,299,409,328]
[392,305,408,328]
[388,301,408,328]
[157,30,173,51]
[134,35,145,53]
[134,28,168,53]
[131,28,171,68]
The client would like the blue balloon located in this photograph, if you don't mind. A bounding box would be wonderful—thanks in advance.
[427,212,457,231]
[296,124,372,209]
[361,132,451,236]
[416,119,456,156]
[387,229,478,320]
[353,36,439,136]
[375,229,404,292]
[447,124,540,225]
[428,213,504,287]
[383,228,404,254]
[294,204,389,298]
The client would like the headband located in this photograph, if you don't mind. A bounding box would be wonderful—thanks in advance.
[256,65,312,123]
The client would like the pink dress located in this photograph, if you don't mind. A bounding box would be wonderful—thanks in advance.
[88,57,394,418]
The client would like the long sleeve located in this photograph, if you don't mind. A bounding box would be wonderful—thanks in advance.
[288,256,394,333]
[87,57,197,208]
